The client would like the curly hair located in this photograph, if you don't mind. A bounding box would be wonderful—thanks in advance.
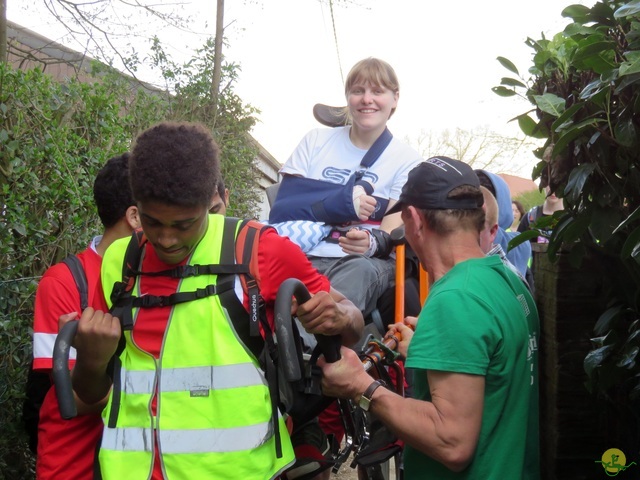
[129,122,220,208]
[93,153,135,229]
[420,185,485,236]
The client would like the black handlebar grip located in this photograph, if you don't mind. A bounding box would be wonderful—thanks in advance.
[52,319,79,419]
[274,279,308,382]
[314,332,341,363]
[274,278,342,380]
[389,224,406,245]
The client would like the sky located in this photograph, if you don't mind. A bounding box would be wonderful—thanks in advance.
[8,0,595,174]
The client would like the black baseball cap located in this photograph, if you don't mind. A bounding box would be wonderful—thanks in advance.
[387,156,483,214]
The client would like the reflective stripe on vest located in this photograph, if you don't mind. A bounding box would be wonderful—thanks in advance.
[120,363,266,395]
[98,215,294,480]
[102,421,273,454]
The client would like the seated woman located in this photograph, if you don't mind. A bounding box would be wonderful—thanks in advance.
[269,57,423,321]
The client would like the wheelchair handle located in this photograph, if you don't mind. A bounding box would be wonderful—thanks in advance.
[52,319,79,419]
[274,278,341,382]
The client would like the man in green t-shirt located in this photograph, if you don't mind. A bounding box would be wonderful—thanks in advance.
[320,157,540,479]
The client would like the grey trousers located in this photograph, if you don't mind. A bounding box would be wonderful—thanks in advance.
[309,254,395,318]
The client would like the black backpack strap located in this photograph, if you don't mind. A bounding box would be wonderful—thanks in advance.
[217,217,266,364]
[237,219,262,337]
[62,254,89,311]
[23,254,88,454]
[217,218,285,458]
[105,230,146,425]
[529,205,540,224]
[110,230,147,331]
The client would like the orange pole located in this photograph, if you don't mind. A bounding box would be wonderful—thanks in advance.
[419,265,429,305]
[394,243,405,324]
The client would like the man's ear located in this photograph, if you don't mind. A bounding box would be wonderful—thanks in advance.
[489,223,499,243]
[126,205,141,230]
[405,206,424,237]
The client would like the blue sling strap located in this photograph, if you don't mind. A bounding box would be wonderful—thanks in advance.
[269,128,393,224]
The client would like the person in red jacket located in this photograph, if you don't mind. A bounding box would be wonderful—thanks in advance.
[31,153,140,479]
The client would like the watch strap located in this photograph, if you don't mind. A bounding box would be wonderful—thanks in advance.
[358,379,385,411]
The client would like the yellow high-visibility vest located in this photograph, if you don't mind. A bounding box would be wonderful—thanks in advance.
[98,215,294,479]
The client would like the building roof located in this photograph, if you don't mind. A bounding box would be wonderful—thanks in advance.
[498,173,538,198]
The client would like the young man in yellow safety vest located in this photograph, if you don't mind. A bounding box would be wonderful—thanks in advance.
[63,121,364,480]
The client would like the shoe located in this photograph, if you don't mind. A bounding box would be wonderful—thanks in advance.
[285,419,334,480]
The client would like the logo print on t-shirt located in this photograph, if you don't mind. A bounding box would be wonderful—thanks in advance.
[322,167,351,184]
[322,167,379,186]
[517,293,530,316]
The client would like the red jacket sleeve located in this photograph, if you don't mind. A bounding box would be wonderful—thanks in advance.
[257,228,330,306]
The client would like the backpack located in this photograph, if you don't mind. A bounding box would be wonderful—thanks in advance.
[105,217,328,458]
[528,205,543,224]
[22,254,88,454]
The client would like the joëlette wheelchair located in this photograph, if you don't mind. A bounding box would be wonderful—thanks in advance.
[265,103,428,479]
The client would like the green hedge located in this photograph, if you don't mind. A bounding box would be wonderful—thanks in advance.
[0,44,260,478]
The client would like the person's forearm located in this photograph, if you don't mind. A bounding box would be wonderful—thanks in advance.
[74,390,110,415]
[337,300,364,346]
[366,386,476,472]
[72,359,112,406]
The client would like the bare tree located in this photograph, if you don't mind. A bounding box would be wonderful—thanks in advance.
[7,0,197,80]
[7,0,231,118]
[211,0,224,121]
[1,0,6,62]
[411,126,541,175]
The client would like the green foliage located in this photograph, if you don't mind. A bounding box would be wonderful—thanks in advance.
[495,0,640,410]
[514,189,547,213]
[148,37,261,218]
[0,37,261,478]
[0,63,127,479]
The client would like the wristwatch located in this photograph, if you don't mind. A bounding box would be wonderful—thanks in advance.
[358,379,386,411]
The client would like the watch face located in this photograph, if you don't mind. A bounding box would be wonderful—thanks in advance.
[358,396,372,411]
[359,380,382,411]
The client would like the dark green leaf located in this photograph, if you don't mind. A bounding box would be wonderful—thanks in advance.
[584,345,614,375]
[551,102,586,132]
[632,242,640,264]
[496,56,519,75]
[617,346,639,368]
[533,93,566,117]
[614,1,640,19]
[614,118,637,147]
[556,213,591,244]
[553,118,605,156]
[567,241,586,268]
[517,115,537,136]
[564,23,597,36]
[562,4,591,21]
[579,78,606,100]
[621,226,640,259]
[516,115,549,139]
[508,230,538,250]
[565,163,596,204]
[628,328,640,343]
[11,223,27,236]
[573,41,616,64]
[492,86,517,97]
[614,205,640,234]
[591,206,621,242]
[500,77,527,88]
[619,51,640,76]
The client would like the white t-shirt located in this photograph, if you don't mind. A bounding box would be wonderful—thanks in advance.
[280,126,423,257]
